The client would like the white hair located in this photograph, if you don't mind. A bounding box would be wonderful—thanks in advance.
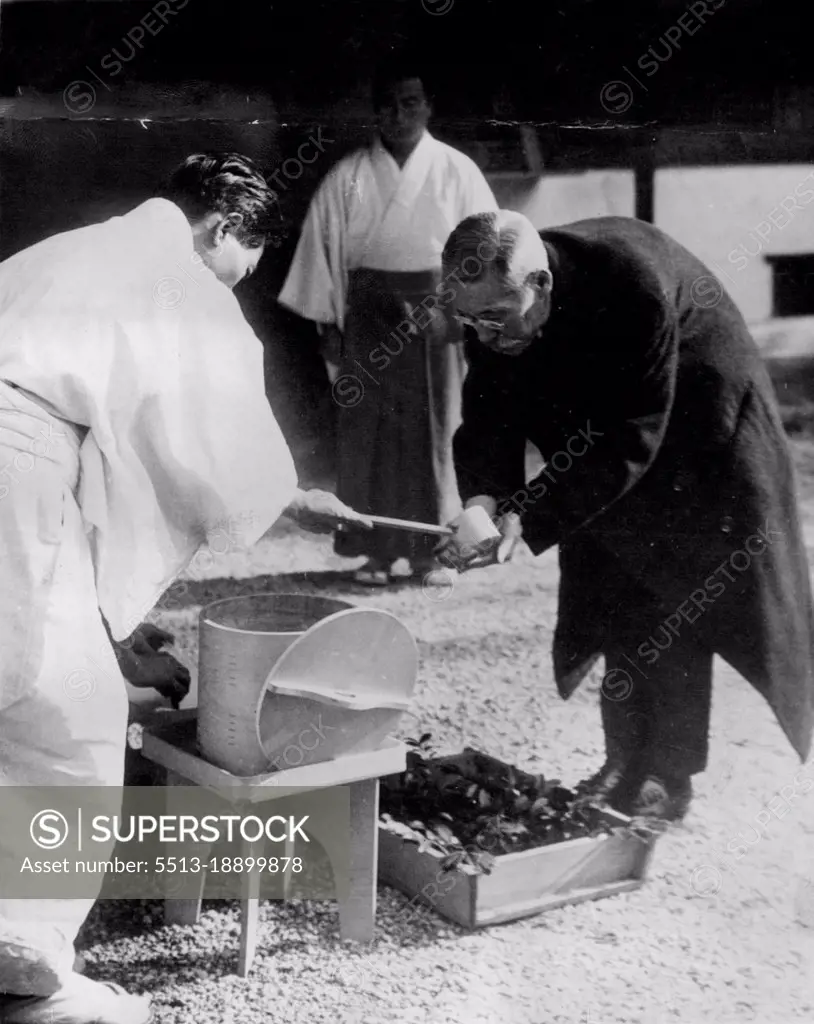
[442,209,549,290]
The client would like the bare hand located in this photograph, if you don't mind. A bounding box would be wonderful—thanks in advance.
[114,624,191,708]
[285,488,373,535]
[436,512,523,572]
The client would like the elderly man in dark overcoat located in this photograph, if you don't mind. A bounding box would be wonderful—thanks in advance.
[440,209,814,821]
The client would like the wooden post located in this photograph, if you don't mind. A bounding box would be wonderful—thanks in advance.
[337,779,379,942]
[163,770,207,926]
[238,860,262,978]
[634,147,656,224]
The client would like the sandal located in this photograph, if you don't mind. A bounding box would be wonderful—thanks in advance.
[2,974,151,1024]
[352,560,391,587]
[387,557,414,581]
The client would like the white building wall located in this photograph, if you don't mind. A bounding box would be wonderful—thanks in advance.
[656,165,814,324]
[487,165,814,327]
[489,171,635,232]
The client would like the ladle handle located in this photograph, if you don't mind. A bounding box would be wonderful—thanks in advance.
[366,514,454,537]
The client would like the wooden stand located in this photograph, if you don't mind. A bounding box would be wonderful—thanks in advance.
[141,711,406,976]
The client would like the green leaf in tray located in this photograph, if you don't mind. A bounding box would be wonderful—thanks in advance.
[433,823,458,845]
[377,748,622,875]
[440,851,465,873]
[473,850,496,875]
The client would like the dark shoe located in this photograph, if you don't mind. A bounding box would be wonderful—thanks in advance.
[629,774,693,822]
[574,760,637,813]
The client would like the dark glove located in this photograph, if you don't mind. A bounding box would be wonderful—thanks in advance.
[114,623,191,709]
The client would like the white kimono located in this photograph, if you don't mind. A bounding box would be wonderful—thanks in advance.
[278,131,497,330]
[0,198,297,995]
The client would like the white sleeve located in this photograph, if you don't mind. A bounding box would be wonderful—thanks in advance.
[277,172,348,329]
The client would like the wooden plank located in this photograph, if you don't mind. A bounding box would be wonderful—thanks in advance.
[238,833,262,977]
[478,822,655,916]
[163,769,206,925]
[142,714,406,801]
[550,831,655,893]
[477,835,603,916]
[474,880,647,928]
[378,828,477,929]
[337,779,379,942]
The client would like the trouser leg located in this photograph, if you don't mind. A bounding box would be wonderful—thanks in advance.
[643,640,713,778]
[602,638,713,780]
[0,462,128,997]
[599,650,651,766]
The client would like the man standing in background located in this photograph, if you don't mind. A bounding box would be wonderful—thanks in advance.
[278,59,497,584]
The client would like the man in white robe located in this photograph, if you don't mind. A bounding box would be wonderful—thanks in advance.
[0,152,369,1024]
[278,62,497,584]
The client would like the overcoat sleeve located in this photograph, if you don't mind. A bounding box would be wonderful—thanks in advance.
[452,339,528,504]
[521,293,679,554]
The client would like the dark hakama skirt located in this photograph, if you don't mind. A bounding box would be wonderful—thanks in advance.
[334,267,464,564]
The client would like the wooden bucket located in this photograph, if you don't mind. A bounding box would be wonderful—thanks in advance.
[196,593,353,776]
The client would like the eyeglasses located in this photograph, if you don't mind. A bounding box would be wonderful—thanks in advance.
[452,313,506,335]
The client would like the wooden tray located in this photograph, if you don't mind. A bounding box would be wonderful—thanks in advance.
[377,749,658,928]
[141,711,407,802]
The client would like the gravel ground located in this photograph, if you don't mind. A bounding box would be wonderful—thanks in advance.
[77,444,814,1024]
